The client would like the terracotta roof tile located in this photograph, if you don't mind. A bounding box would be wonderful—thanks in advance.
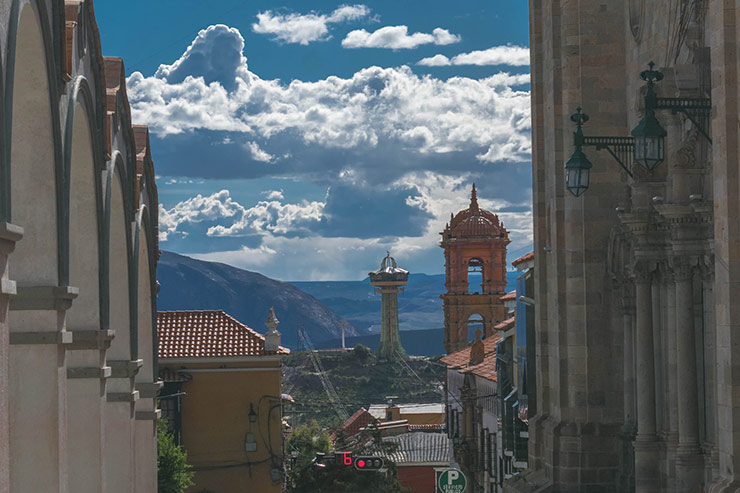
[157,310,289,359]
[500,290,516,301]
[494,316,516,331]
[440,334,500,382]
[338,408,375,438]
[512,251,534,266]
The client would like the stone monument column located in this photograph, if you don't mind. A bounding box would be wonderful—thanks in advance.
[673,256,704,490]
[632,264,660,492]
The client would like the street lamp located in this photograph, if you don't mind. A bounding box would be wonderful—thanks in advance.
[631,62,667,170]
[564,107,633,197]
[564,61,711,197]
[565,109,593,197]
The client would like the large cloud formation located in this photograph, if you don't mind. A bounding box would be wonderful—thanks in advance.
[127,24,531,178]
[128,24,534,280]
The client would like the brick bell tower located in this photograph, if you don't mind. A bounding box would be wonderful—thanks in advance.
[440,184,510,354]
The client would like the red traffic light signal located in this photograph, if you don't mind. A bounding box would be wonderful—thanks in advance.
[354,456,384,471]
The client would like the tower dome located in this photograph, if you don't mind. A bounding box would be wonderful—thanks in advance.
[446,184,508,240]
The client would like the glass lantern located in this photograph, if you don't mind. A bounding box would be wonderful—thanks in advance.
[564,146,592,197]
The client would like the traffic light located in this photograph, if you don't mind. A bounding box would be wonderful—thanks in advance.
[354,456,384,471]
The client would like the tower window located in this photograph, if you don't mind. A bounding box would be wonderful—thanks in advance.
[468,258,484,294]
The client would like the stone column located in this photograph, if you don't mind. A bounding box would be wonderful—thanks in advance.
[673,257,704,490]
[633,265,660,492]
[0,223,23,493]
[619,285,636,492]
[663,268,679,488]
[651,273,664,437]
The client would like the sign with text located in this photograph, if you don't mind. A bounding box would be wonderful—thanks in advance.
[437,468,467,493]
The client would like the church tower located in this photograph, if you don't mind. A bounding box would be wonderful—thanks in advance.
[369,252,408,360]
[440,184,510,354]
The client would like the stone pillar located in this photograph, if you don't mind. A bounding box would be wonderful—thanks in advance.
[673,257,704,490]
[9,285,77,493]
[619,286,636,492]
[663,268,679,488]
[633,266,660,492]
[0,223,23,493]
[651,274,665,437]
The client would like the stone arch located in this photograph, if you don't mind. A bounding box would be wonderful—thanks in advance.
[466,257,484,294]
[133,205,156,380]
[64,77,104,329]
[463,312,486,342]
[6,0,63,285]
[6,3,66,491]
[106,158,133,360]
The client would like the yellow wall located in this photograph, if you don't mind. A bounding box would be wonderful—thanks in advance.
[162,359,283,493]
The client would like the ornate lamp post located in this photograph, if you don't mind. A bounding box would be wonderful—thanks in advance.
[565,61,712,196]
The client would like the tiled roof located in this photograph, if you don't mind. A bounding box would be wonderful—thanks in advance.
[380,432,450,464]
[494,316,516,331]
[512,251,534,266]
[500,290,516,301]
[408,424,444,432]
[367,403,446,419]
[338,408,375,438]
[157,310,289,359]
[440,334,501,382]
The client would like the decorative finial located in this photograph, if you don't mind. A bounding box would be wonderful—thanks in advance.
[264,307,281,353]
[266,307,279,331]
[470,183,479,212]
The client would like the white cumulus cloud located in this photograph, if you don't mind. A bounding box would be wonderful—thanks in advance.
[342,26,460,49]
[158,189,326,241]
[252,5,370,45]
[418,45,530,67]
[126,25,531,165]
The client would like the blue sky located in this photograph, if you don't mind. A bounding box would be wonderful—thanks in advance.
[95,1,532,281]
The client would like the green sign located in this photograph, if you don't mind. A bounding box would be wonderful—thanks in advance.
[437,468,467,493]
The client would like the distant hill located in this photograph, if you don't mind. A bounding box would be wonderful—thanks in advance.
[157,251,364,348]
[291,271,518,333]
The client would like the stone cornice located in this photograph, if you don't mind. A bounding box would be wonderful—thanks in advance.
[107,390,140,403]
[9,285,79,311]
[108,359,144,378]
[10,330,73,345]
[67,366,112,379]
[0,222,24,255]
[135,410,161,421]
[135,381,163,399]
[66,329,115,350]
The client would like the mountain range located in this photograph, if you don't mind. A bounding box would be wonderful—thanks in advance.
[157,251,518,353]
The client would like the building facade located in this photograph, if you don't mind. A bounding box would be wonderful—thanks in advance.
[158,309,289,493]
[496,252,534,487]
[512,1,740,491]
[443,331,500,493]
[441,184,510,354]
[0,1,160,491]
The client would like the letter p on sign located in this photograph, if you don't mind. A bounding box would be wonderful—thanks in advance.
[447,471,459,484]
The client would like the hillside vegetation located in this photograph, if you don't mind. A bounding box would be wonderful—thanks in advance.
[282,346,446,428]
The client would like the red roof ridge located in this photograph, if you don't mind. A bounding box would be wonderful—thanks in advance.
[512,251,534,266]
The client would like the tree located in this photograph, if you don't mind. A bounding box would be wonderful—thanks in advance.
[353,344,372,363]
[286,421,410,493]
[157,419,195,493]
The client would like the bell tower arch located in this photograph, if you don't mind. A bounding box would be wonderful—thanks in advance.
[440,184,509,353]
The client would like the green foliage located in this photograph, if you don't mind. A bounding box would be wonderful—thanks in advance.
[157,419,194,493]
[286,422,409,493]
[353,344,372,362]
[283,352,444,428]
